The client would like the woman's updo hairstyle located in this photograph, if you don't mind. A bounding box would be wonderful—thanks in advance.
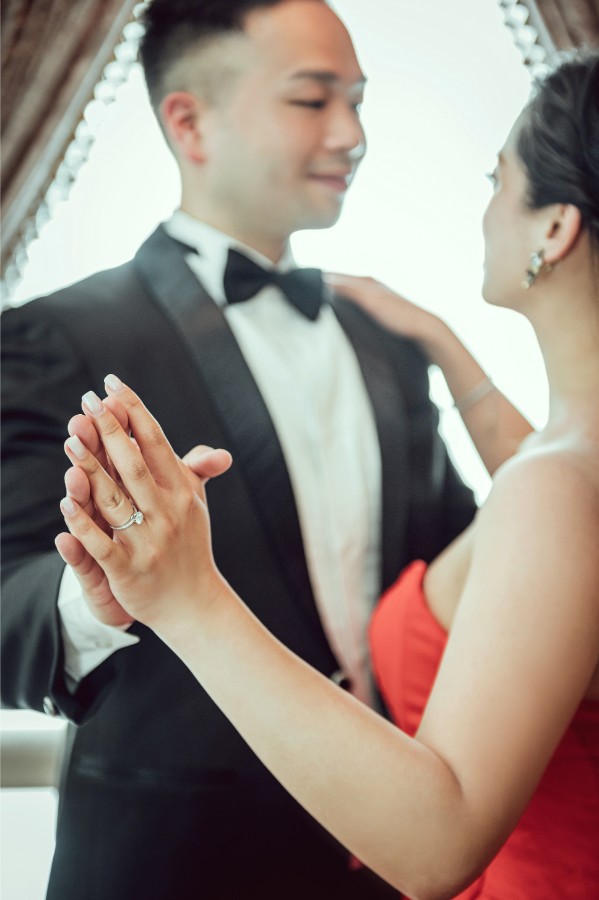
[517,51,599,256]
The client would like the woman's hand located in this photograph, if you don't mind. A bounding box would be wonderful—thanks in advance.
[55,376,232,633]
[325,273,440,345]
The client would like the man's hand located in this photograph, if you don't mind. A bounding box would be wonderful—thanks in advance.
[181,445,233,491]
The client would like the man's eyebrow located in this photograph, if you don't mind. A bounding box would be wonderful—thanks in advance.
[288,70,367,87]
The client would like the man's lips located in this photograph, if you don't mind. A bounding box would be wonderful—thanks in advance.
[309,173,352,192]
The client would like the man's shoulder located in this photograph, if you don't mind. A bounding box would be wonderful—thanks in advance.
[331,293,430,402]
[1,225,190,331]
[332,293,426,354]
[4,257,141,320]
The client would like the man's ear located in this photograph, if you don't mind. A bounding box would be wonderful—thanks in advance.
[542,204,582,265]
[159,91,207,163]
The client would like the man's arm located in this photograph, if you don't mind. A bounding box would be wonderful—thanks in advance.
[1,302,126,721]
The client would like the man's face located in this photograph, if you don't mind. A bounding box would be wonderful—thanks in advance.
[198,1,367,242]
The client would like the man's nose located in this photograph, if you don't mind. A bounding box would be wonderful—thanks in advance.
[325,102,366,159]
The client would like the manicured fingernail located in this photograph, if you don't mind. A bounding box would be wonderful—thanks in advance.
[82,391,104,415]
[61,496,77,516]
[104,374,124,392]
[66,435,86,459]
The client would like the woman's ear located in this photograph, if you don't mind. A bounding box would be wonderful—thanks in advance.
[542,204,582,265]
[159,91,207,164]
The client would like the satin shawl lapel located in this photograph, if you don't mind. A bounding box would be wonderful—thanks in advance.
[331,297,411,591]
[134,226,326,637]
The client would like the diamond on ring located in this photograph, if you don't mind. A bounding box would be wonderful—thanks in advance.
[111,505,144,531]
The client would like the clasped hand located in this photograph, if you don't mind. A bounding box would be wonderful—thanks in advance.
[55,375,232,631]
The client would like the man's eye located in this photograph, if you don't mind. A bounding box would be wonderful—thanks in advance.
[291,99,327,109]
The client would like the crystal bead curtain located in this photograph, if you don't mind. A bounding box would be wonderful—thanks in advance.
[1,0,148,302]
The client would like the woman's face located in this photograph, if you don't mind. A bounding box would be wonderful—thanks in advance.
[481,113,541,309]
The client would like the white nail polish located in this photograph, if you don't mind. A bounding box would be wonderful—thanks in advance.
[66,436,86,459]
[105,374,124,392]
[82,391,104,415]
[61,496,77,516]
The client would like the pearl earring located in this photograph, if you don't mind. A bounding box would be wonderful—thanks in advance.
[521,249,549,289]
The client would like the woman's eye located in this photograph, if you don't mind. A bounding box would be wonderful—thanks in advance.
[485,171,498,187]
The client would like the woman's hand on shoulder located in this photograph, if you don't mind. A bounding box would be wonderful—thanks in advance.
[325,273,441,344]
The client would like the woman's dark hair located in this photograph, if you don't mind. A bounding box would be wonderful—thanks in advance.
[517,51,599,254]
[139,0,323,110]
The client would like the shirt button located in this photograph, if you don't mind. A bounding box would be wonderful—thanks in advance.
[330,670,352,691]
[42,696,58,717]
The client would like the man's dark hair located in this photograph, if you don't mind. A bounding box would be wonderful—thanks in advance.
[517,51,599,255]
[139,0,321,110]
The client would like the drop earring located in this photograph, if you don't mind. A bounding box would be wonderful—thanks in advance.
[522,249,549,289]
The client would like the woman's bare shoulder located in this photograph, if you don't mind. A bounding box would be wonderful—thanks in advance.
[472,441,599,593]
[425,437,599,630]
[485,438,599,515]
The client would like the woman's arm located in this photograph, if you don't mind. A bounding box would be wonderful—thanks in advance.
[328,275,533,475]
[57,380,599,900]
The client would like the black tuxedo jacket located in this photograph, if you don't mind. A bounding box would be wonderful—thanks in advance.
[1,226,475,900]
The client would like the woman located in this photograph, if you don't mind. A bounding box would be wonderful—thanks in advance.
[56,53,599,898]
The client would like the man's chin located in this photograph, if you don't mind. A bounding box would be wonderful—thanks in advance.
[297,206,344,231]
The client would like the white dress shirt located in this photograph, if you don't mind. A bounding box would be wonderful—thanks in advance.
[59,211,383,705]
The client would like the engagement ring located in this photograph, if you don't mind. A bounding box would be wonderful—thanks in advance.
[111,505,144,531]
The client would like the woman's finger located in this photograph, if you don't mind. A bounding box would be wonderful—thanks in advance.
[325,273,428,341]
[68,400,130,457]
[324,273,371,292]
[103,396,130,433]
[78,391,162,513]
[101,375,185,490]
[324,274,387,311]
[70,403,135,489]
[54,531,134,627]
[64,433,147,533]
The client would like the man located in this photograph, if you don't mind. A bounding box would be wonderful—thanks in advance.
[1,2,475,898]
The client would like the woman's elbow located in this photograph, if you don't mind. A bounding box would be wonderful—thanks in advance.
[388,831,489,900]
[399,866,482,900]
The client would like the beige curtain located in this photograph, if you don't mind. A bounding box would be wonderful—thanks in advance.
[1,0,139,274]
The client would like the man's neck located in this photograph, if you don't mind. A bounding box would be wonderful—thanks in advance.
[179,203,288,264]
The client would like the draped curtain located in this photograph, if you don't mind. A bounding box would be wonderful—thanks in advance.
[1,0,598,281]
[520,0,599,50]
[1,0,140,274]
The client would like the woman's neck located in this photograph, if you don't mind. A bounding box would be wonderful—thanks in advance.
[532,288,599,436]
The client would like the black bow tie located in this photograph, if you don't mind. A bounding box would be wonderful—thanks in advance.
[223,248,325,321]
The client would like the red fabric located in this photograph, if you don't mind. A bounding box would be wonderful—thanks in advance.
[370,560,599,899]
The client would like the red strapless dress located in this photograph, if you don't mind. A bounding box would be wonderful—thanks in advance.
[369,560,599,899]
